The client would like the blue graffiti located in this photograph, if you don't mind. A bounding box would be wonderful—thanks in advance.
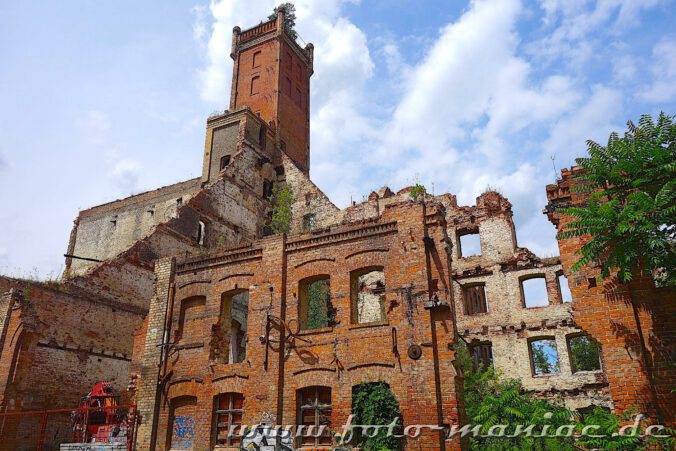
[173,416,196,449]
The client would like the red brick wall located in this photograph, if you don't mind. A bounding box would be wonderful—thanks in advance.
[137,202,466,450]
[546,168,676,425]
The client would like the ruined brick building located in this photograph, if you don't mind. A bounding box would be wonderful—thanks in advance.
[0,8,672,451]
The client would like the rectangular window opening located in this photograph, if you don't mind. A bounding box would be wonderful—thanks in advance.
[213,393,244,447]
[521,276,549,308]
[351,268,386,324]
[220,155,231,171]
[458,231,481,257]
[463,284,488,315]
[568,335,601,373]
[529,338,560,376]
[299,277,334,330]
[469,342,493,371]
[297,387,332,447]
[558,273,572,303]
[250,75,260,95]
[252,50,261,68]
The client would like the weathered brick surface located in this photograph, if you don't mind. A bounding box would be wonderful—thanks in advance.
[546,167,675,424]
[137,201,465,450]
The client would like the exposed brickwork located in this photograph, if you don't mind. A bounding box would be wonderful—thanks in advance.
[546,167,675,424]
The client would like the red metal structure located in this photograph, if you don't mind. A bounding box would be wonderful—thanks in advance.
[72,380,127,443]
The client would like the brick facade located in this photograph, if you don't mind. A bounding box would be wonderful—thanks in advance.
[546,167,675,425]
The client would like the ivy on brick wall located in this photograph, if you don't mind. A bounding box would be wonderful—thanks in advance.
[351,381,402,450]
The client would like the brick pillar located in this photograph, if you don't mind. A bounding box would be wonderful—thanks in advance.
[136,257,175,450]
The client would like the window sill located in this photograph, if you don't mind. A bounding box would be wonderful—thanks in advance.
[465,312,489,316]
[572,369,603,375]
[298,326,334,336]
[348,320,389,330]
[532,373,560,378]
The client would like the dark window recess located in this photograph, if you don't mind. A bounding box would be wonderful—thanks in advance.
[469,343,493,371]
[251,76,260,95]
[176,197,183,206]
[252,50,261,68]
[258,126,266,148]
[302,213,316,232]
[110,217,117,227]
[263,180,274,199]
[220,155,231,171]
[463,284,487,315]
[213,393,244,447]
[297,387,332,447]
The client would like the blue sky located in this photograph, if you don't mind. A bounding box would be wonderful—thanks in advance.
[1,0,674,278]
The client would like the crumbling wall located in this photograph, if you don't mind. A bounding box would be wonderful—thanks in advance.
[546,167,675,423]
[68,178,201,276]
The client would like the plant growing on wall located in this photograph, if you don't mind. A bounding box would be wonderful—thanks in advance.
[269,3,298,40]
[410,183,427,202]
[558,112,675,286]
[270,183,294,234]
[351,381,402,450]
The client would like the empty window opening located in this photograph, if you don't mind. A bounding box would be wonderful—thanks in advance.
[250,76,260,95]
[197,220,206,246]
[167,396,197,450]
[176,197,183,206]
[297,387,332,447]
[463,284,488,315]
[263,180,274,199]
[568,335,601,373]
[299,277,334,330]
[220,155,231,171]
[252,50,261,68]
[558,273,572,303]
[469,342,493,371]
[302,213,316,232]
[258,126,266,148]
[213,290,249,364]
[521,276,549,307]
[110,216,117,227]
[458,232,481,257]
[529,338,560,376]
[213,393,244,447]
[351,268,386,324]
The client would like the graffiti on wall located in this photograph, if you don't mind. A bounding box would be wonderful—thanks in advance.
[172,416,196,449]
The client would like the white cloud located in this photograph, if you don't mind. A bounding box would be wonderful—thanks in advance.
[110,159,141,194]
[639,36,676,103]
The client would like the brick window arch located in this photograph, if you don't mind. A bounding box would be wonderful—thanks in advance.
[350,267,386,324]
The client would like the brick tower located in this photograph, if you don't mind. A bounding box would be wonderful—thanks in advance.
[230,9,314,173]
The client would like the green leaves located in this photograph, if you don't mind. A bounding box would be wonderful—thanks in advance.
[351,382,402,450]
[558,112,675,286]
[270,183,294,234]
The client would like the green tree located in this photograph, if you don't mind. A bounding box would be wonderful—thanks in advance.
[569,336,601,372]
[558,112,675,286]
[268,3,298,40]
[351,382,402,451]
[270,183,294,234]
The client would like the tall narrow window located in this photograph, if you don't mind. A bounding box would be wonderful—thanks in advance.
[302,213,316,232]
[529,338,560,376]
[215,290,249,364]
[263,180,274,199]
[558,272,572,303]
[213,393,244,447]
[252,50,261,68]
[568,335,601,372]
[250,76,260,95]
[469,342,493,371]
[197,220,206,246]
[285,76,292,95]
[297,387,332,447]
[299,276,333,330]
[258,125,266,148]
[351,268,386,324]
[294,87,302,106]
[463,284,488,315]
[521,276,548,307]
